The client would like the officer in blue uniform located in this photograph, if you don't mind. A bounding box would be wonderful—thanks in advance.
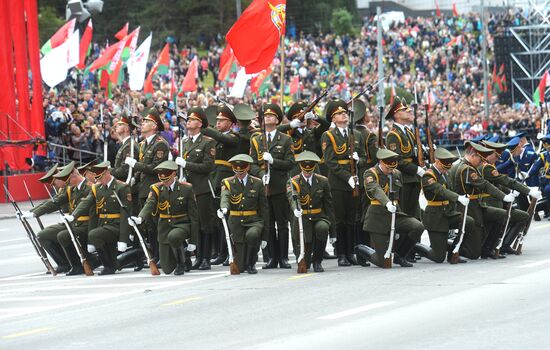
[526,134,550,219]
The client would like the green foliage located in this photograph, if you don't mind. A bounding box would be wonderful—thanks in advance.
[38,6,65,45]
[287,0,358,34]
[330,8,355,36]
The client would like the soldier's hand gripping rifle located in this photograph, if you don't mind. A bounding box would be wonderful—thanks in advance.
[44,185,94,276]
[291,184,307,273]
[346,77,386,108]
[383,173,397,268]
[100,104,108,163]
[451,167,470,264]
[494,194,514,257]
[412,85,425,167]
[219,210,239,275]
[424,86,435,165]
[3,184,56,275]
[113,192,160,276]
[125,115,136,185]
[23,180,45,230]
[349,98,360,197]
[177,111,188,182]
[294,89,328,122]
[258,103,271,195]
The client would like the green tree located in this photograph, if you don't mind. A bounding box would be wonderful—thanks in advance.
[331,8,355,36]
[38,6,65,45]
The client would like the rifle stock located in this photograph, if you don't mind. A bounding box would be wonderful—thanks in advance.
[378,106,384,148]
[294,89,328,121]
[424,105,435,165]
[258,104,270,196]
[413,86,424,167]
[220,214,239,275]
[512,195,538,254]
[383,173,396,268]
[451,194,469,264]
[349,99,359,197]
[292,184,307,273]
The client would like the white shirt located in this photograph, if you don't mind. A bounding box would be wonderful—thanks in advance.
[77,178,86,190]
[239,174,249,186]
[105,176,115,189]
[122,136,131,144]
[338,127,348,137]
[145,134,156,145]
[265,130,277,143]
[168,179,176,191]
[393,122,410,134]
[301,173,313,186]
[190,133,201,143]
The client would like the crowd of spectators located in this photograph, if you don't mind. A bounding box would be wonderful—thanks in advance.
[43,8,544,163]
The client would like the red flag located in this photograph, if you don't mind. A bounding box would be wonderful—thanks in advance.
[435,0,441,17]
[115,22,128,40]
[218,45,236,81]
[250,65,273,94]
[226,0,286,74]
[170,75,177,100]
[142,43,170,96]
[501,75,508,93]
[289,75,299,95]
[452,3,459,17]
[77,19,93,70]
[88,40,125,71]
[181,57,198,92]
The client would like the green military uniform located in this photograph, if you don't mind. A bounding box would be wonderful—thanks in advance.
[202,103,241,264]
[320,100,366,266]
[356,149,425,268]
[220,154,269,274]
[385,99,422,219]
[72,162,131,274]
[233,103,256,155]
[287,151,335,272]
[180,107,217,270]
[250,103,294,269]
[277,101,331,176]
[448,142,508,260]
[478,141,529,257]
[415,148,474,263]
[138,161,199,275]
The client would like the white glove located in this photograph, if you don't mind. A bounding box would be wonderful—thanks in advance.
[129,234,135,242]
[457,195,470,206]
[117,241,128,252]
[129,216,142,226]
[529,188,542,200]
[537,132,544,140]
[503,193,515,203]
[217,208,227,218]
[125,157,137,168]
[352,152,359,161]
[130,177,136,187]
[347,176,357,189]
[20,210,35,219]
[187,244,196,252]
[304,111,316,120]
[329,237,337,244]
[416,167,426,177]
[63,214,75,222]
[87,244,96,253]
[261,240,268,249]
[385,201,397,213]
[289,119,302,129]
[520,171,529,180]
[293,209,303,217]
[263,152,274,164]
[175,156,187,168]
[511,190,520,197]
[262,174,270,185]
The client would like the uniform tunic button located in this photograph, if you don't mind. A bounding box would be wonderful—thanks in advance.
[240,220,243,223]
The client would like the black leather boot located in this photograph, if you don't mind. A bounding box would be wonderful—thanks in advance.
[97,249,116,275]
[198,235,211,270]
[46,244,71,274]
[278,229,291,269]
[312,239,326,272]
[393,254,413,267]
[355,244,379,267]
[62,245,84,276]
[210,237,227,265]
[247,246,258,274]
[184,251,192,272]
[172,246,185,276]
[116,248,141,271]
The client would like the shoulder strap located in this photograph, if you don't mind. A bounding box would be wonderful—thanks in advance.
[151,184,160,197]
[326,130,347,155]
[91,184,97,198]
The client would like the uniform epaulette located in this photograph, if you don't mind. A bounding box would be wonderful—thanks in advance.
[178,180,192,187]
[116,179,127,185]
[151,182,163,188]
[202,135,214,141]
[313,173,328,181]
[250,175,261,182]
[292,174,300,180]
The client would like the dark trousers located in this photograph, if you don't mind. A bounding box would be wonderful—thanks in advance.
[266,193,290,262]
[332,189,358,256]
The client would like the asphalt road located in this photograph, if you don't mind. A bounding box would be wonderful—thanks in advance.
[1,213,549,349]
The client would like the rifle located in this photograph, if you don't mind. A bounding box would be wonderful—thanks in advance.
[348,98,360,197]
[291,183,307,273]
[451,166,470,264]
[294,89,328,121]
[3,184,56,275]
[125,114,136,185]
[23,180,45,230]
[220,211,239,274]
[511,195,538,254]
[44,185,94,276]
[100,104,108,162]
[383,173,396,268]
[113,191,160,275]
[258,104,270,196]
[378,106,384,148]
[412,85,424,167]
[346,77,387,107]
[424,87,435,165]
[494,197,513,256]
[177,112,188,182]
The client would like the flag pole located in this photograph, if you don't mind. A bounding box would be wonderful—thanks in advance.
[280,35,285,109]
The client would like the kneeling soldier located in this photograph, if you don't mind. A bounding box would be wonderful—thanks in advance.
[287,151,337,272]
[129,161,199,275]
[66,161,131,275]
[414,148,474,263]
[355,149,425,267]
[218,154,268,274]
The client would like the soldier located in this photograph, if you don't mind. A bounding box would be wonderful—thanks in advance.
[320,99,367,266]
[414,148,474,263]
[175,107,217,270]
[65,161,131,275]
[202,103,241,266]
[355,149,425,267]
[233,103,257,155]
[218,154,268,274]
[124,107,170,263]
[480,140,541,256]
[287,151,336,272]
[447,142,515,260]
[78,160,98,184]
[129,161,199,275]
[250,103,294,269]
[21,163,74,273]
[277,101,331,176]
[527,134,550,218]
[385,98,424,219]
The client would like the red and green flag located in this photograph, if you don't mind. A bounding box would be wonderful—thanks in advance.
[41,18,76,55]
[115,22,129,41]
[218,45,236,81]
[533,71,549,106]
[143,43,170,96]
[250,65,273,96]
[181,56,198,92]
[77,19,93,70]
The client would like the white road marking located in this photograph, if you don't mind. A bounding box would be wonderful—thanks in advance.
[518,258,550,268]
[317,301,396,320]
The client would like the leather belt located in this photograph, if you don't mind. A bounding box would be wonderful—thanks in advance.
[230,210,257,216]
[159,213,188,219]
[302,208,322,215]
[469,193,490,199]
[337,160,351,165]
[427,200,449,206]
[98,214,121,219]
[370,200,399,205]
[77,216,90,222]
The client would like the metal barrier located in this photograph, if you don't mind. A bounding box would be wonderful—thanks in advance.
[48,142,101,166]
